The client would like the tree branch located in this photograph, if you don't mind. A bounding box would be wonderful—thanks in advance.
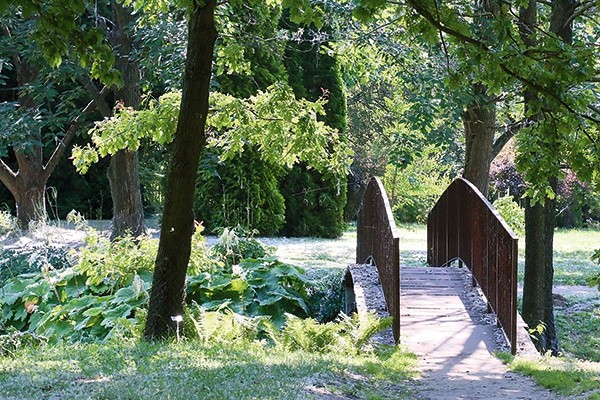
[0,159,18,194]
[42,86,109,180]
[492,122,521,159]
[79,75,113,117]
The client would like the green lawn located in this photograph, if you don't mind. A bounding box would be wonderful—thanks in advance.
[0,339,417,400]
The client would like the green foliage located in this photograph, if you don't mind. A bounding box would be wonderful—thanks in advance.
[0,226,158,342]
[186,257,310,328]
[0,328,46,357]
[195,148,286,236]
[185,305,273,345]
[209,226,274,269]
[280,166,347,238]
[492,196,525,237]
[383,146,452,224]
[588,249,600,291]
[306,269,345,323]
[280,312,393,355]
[72,92,180,174]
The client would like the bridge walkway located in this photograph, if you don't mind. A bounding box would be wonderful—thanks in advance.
[400,265,560,400]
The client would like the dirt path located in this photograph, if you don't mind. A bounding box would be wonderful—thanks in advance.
[401,266,561,400]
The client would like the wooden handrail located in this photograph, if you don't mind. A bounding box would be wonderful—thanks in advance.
[357,177,401,342]
[427,177,518,354]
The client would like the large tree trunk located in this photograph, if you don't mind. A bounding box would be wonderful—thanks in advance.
[462,83,495,197]
[460,0,499,197]
[144,0,217,340]
[519,0,576,355]
[523,182,559,354]
[12,172,47,228]
[108,1,145,239]
[108,150,145,238]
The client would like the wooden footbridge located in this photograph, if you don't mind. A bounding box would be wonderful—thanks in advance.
[356,177,519,354]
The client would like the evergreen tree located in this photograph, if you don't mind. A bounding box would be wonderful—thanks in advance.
[280,15,348,238]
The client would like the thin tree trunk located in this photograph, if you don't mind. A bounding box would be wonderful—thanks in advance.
[108,1,145,239]
[144,0,217,340]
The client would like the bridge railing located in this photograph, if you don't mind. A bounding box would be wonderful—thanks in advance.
[357,177,401,342]
[427,177,518,354]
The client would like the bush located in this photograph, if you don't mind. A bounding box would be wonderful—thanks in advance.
[492,196,525,237]
[186,257,311,328]
[0,209,15,235]
[195,147,286,236]
[0,244,71,282]
[306,270,345,323]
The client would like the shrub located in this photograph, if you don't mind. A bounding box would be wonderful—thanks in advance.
[492,196,525,237]
[0,244,71,282]
[195,147,286,236]
[186,257,311,328]
[0,209,15,235]
[306,270,345,323]
[0,228,159,342]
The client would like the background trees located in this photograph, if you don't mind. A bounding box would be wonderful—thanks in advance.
[1,0,598,347]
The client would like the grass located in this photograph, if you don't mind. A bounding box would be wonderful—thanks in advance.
[516,228,600,286]
[497,353,600,399]
[556,299,600,362]
[0,339,418,400]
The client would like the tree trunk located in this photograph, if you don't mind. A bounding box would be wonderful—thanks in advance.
[523,182,559,354]
[461,1,499,197]
[12,174,47,228]
[519,0,576,355]
[144,0,217,340]
[108,150,145,239]
[462,82,495,197]
[108,1,145,239]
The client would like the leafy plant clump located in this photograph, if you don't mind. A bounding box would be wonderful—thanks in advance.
[492,195,525,237]
[0,224,328,342]
[187,257,310,328]
[209,225,274,269]
[0,209,16,235]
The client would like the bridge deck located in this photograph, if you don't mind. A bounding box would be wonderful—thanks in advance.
[399,266,559,400]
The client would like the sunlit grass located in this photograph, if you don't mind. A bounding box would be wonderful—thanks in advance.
[497,353,600,398]
[0,340,418,400]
